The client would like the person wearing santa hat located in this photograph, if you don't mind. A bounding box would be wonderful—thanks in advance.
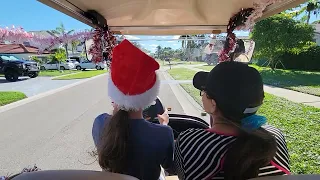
[92,39,173,180]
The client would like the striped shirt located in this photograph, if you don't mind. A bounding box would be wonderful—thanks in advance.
[174,125,290,180]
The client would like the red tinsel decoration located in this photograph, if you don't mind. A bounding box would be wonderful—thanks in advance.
[218,8,254,62]
[89,28,103,63]
[89,26,117,66]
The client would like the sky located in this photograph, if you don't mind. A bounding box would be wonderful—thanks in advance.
[1,0,319,53]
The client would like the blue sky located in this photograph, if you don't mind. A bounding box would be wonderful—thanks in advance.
[1,0,318,52]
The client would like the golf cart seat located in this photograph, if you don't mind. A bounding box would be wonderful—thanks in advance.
[11,170,138,180]
[250,175,320,180]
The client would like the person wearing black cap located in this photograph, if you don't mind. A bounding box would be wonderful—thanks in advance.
[173,61,290,180]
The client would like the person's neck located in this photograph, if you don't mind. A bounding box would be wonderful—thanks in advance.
[210,116,239,135]
[128,111,143,119]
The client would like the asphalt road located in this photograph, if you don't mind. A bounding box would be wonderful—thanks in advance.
[0,76,80,97]
[0,72,183,175]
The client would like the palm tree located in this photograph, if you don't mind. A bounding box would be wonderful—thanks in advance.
[71,40,80,55]
[51,23,74,58]
[290,0,320,24]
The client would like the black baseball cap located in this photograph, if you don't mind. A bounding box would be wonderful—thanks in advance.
[193,61,264,120]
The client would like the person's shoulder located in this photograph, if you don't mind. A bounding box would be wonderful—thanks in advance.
[178,128,208,141]
[94,113,111,127]
[262,124,286,140]
[151,123,173,133]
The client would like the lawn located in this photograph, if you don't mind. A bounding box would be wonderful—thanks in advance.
[39,70,77,77]
[197,65,320,97]
[0,91,27,106]
[53,70,107,80]
[168,68,320,174]
[157,60,205,67]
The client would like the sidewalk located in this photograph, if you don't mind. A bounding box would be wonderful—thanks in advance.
[184,66,320,108]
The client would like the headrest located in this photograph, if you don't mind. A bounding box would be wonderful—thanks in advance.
[11,170,139,180]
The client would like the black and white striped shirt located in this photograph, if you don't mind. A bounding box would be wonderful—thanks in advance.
[174,125,290,180]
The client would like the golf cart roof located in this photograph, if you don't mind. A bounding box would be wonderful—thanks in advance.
[38,0,306,35]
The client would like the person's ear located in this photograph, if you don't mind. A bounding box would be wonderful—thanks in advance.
[210,99,218,114]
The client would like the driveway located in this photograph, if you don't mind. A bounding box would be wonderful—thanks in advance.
[0,72,184,174]
[0,76,81,97]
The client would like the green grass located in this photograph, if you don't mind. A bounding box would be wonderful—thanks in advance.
[168,68,320,174]
[197,65,320,97]
[168,68,197,80]
[157,60,205,67]
[198,65,215,71]
[0,91,27,106]
[39,70,77,77]
[251,65,320,97]
[53,70,107,80]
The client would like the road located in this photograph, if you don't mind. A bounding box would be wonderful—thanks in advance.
[0,76,80,97]
[0,71,184,175]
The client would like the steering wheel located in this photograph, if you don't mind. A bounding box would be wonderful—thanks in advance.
[142,96,165,121]
[145,97,210,140]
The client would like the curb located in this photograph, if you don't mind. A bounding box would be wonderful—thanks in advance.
[0,73,107,114]
[50,71,81,80]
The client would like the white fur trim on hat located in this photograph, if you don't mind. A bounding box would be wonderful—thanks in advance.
[108,73,160,111]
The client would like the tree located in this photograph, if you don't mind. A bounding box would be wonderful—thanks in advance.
[289,0,320,24]
[155,45,162,59]
[51,23,74,58]
[251,14,314,69]
[30,56,42,64]
[71,40,80,55]
[49,48,67,71]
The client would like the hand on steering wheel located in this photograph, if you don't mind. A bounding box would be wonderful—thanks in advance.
[157,108,169,125]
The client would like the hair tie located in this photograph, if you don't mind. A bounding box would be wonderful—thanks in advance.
[241,115,267,131]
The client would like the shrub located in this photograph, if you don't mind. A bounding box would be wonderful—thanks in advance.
[278,44,320,71]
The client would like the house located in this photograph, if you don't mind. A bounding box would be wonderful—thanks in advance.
[27,30,86,57]
[313,24,320,46]
[0,44,50,61]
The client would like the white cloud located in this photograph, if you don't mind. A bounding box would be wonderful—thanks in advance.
[173,43,179,46]
[149,44,158,47]
[141,43,146,46]
[173,35,180,39]
[124,35,140,40]
[167,41,175,43]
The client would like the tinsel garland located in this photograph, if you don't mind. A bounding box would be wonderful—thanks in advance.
[218,8,254,62]
[89,27,103,63]
[89,26,116,66]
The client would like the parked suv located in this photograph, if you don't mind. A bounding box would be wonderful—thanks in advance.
[0,54,39,82]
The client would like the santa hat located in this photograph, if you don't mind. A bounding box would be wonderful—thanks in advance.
[108,39,160,111]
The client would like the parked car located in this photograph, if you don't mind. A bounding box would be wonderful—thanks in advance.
[40,61,75,70]
[0,54,40,82]
[66,59,80,66]
[75,60,107,70]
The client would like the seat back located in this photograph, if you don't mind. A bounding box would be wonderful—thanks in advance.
[12,170,139,180]
[250,175,320,180]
